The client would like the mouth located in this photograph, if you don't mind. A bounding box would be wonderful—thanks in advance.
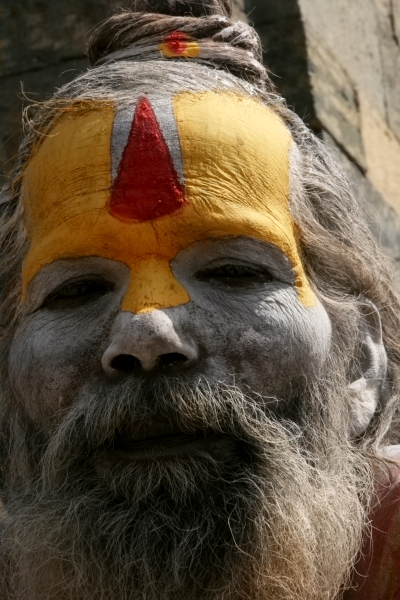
[100,416,236,461]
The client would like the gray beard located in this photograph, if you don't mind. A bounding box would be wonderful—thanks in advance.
[0,375,374,600]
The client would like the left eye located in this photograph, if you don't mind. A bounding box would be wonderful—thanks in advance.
[42,279,114,310]
[196,265,274,288]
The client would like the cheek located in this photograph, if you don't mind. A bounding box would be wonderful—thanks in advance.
[186,291,331,397]
[8,304,115,425]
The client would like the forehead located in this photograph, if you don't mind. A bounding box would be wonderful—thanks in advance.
[21,91,315,308]
[23,92,291,225]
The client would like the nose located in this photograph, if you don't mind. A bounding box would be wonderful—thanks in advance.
[102,310,198,377]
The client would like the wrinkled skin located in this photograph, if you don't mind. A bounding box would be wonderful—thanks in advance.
[3,97,344,600]
[9,236,331,432]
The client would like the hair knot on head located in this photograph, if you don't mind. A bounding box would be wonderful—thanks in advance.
[88,4,268,88]
[130,0,233,18]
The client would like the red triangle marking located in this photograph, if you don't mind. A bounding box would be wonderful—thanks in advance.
[109,97,186,222]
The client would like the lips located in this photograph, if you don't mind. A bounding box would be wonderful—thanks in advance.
[112,431,227,459]
[101,416,236,460]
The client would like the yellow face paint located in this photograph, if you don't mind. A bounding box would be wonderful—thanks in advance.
[158,32,200,58]
[21,92,316,312]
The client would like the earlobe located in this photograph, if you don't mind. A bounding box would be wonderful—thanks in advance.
[348,302,388,436]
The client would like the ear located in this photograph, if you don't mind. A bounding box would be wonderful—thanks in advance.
[348,302,388,436]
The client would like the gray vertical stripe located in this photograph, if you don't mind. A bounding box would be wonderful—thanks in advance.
[111,96,184,186]
[148,94,184,185]
[111,104,135,182]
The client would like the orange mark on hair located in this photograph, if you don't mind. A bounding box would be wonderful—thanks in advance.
[109,97,186,222]
[159,31,200,58]
[164,31,190,55]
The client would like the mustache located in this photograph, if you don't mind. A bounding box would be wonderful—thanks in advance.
[38,376,298,479]
[2,375,373,600]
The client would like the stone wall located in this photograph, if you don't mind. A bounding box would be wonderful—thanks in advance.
[300,0,400,210]
[247,0,400,283]
[245,0,320,132]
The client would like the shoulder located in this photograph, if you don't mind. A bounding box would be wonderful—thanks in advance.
[344,446,400,600]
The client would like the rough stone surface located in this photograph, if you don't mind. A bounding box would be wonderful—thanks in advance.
[323,132,400,285]
[248,0,400,280]
[245,0,320,132]
[299,0,400,213]
[1,0,122,77]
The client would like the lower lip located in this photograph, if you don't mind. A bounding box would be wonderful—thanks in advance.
[104,433,234,460]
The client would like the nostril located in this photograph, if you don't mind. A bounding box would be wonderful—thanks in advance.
[110,354,142,373]
[157,352,188,370]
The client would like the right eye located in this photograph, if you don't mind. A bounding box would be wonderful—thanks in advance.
[196,264,274,289]
[42,278,114,310]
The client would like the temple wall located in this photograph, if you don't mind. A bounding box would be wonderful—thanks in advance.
[247,0,400,284]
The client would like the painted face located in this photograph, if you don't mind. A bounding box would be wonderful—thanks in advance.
[9,91,331,426]
[21,92,315,310]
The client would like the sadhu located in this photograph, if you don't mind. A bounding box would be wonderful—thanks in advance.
[0,1,399,599]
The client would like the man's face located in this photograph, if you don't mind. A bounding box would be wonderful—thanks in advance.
[11,92,331,427]
[3,92,356,600]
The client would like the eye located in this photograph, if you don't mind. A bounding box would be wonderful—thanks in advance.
[196,264,274,289]
[41,277,114,310]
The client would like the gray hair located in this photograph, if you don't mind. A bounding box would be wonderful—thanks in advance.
[0,0,399,451]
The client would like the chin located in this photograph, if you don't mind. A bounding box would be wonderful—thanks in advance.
[0,375,373,600]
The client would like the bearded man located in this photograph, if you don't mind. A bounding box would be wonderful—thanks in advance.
[0,1,399,599]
